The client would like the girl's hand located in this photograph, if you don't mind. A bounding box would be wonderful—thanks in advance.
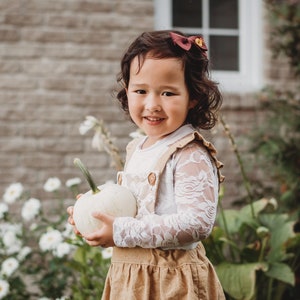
[67,194,83,236]
[67,205,82,236]
[84,212,115,248]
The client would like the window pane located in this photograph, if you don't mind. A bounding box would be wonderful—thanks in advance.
[172,0,202,28]
[209,0,238,29]
[209,35,239,71]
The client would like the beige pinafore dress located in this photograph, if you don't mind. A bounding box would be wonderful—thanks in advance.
[101,131,225,300]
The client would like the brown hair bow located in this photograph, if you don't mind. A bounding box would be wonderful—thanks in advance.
[170,32,208,56]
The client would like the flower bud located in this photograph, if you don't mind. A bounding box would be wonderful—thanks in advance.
[256,226,269,238]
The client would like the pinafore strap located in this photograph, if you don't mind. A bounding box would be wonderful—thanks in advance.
[154,131,224,183]
[124,131,224,183]
[118,131,224,213]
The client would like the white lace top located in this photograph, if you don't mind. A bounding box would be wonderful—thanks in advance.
[113,125,221,250]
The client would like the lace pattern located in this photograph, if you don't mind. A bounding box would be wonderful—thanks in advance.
[113,141,220,249]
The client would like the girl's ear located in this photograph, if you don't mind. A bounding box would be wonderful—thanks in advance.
[189,99,197,109]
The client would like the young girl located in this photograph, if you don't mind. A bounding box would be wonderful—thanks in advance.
[68,30,225,299]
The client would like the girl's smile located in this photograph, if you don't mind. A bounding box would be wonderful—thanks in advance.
[126,55,195,148]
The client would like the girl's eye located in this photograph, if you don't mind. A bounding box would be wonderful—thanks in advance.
[135,90,146,94]
[162,91,174,96]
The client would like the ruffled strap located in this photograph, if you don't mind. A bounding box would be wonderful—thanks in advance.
[154,131,224,184]
[123,131,224,184]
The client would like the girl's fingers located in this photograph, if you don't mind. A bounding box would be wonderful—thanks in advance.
[67,206,74,215]
[76,193,83,200]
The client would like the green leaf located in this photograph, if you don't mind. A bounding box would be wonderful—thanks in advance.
[239,198,276,224]
[217,209,241,234]
[265,262,295,286]
[210,226,226,242]
[259,213,296,261]
[216,262,268,300]
[217,198,277,235]
[286,232,300,249]
[73,247,86,263]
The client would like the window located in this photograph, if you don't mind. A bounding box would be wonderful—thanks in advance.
[154,0,264,93]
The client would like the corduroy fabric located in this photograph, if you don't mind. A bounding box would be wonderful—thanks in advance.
[101,243,225,300]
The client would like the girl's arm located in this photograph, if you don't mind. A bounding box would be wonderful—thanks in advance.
[113,142,219,248]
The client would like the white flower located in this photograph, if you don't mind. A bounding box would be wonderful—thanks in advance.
[2,230,22,255]
[91,131,104,151]
[43,177,61,192]
[269,197,278,210]
[53,242,72,258]
[39,229,63,252]
[65,177,82,188]
[1,257,19,278]
[102,247,113,259]
[256,226,270,238]
[0,202,8,219]
[0,223,22,238]
[3,183,23,204]
[3,239,22,255]
[0,279,9,299]
[21,198,41,221]
[17,246,32,261]
[79,115,98,135]
[30,223,38,231]
[62,223,75,239]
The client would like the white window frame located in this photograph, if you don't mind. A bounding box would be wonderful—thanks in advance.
[154,0,264,93]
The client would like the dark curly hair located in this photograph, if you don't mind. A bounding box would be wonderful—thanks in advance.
[116,30,222,130]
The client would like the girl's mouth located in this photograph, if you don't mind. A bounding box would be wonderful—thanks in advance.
[143,116,165,125]
[144,117,164,122]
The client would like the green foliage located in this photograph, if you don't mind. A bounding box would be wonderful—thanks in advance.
[67,242,111,299]
[0,180,111,299]
[204,197,300,300]
[213,93,300,299]
[211,100,300,299]
[252,0,300,213]
[216,262,268,300]
[265,0,300,76]
[207,3,300,297]
[250,88,300,213]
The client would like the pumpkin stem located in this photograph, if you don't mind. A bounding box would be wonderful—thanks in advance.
[73,158,100,194]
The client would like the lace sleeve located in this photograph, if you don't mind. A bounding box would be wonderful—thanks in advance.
[113,142,219,248]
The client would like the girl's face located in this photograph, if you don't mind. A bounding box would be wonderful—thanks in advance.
[126,55,195,148]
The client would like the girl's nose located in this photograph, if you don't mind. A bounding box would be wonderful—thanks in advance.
[145,95,162,112]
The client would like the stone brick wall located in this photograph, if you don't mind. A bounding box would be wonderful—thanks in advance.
[0,0,296,206]
[0,0,154,200]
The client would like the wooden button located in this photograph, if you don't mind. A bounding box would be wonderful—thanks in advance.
[117,173,122,185]
[148,172,156,185]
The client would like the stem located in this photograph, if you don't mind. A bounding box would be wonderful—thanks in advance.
[96,120,124,171]
[73,158,100,194]
[272,281,288,300]
[267,278,273,300]
[220,115,255,218]
[218,189,236,261]
[258,237,268,262]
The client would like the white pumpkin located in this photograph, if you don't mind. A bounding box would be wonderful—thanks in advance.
[72,158,136,236]
[73,183,136,235]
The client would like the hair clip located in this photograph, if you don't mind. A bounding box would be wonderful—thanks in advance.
[170,32,208,57]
